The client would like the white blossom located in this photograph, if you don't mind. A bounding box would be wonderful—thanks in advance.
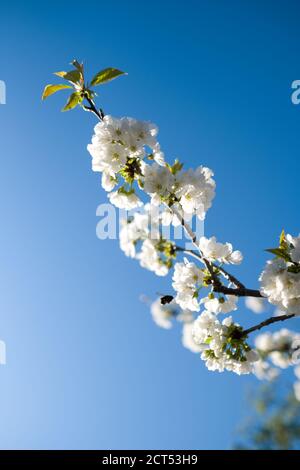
[254,332,274,352]
[201,295,237,314]
[160,205,189,227]
[182,323,203,353]
[138,239,168,276]
[269,351,292,369]
[172,260,204,311]
[150,299,174,329]
[192,311,258,374]
[87,115,161,199]
[255,329,300,369]
[286,233,300,263]
[119,213,149,258]
[119,206,175,276]
[260,256,300,315]
[143,163,174,203]
[253,359,279,381]
[108,190,142,209]
[89,115,158,156]
[176,309,194,323]
[142,163,215,220]
[88,139,127,175]
[152,143,166,166]
[199,236,243,264]
[175,166,215,221]
[245,296,267,314]
[101,171,117,191]
[122,117,158,151]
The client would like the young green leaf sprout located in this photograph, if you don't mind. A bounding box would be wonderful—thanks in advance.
[42,59,126,117]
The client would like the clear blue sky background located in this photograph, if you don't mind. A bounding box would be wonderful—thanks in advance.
[0,0,300,450]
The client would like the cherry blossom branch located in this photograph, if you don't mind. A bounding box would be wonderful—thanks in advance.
[242,313,296,336]
[213,285,263,298]
[79,84,255,300]
[213,265,245,289]
[169,207,261,297]
[175,247,245,289]
[79,82,249,298]
[168,204,222,289]
[174,247,294,330]
[42,61,300,378]
[83,96,262,300]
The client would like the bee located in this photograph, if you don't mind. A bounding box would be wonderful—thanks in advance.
[159,295,174,305]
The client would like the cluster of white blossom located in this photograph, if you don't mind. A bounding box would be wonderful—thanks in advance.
[172,259,204,311]
[119,204,176,276]
[119,211,149,258]
[175,168,215,221]
[143,164,216,221]
[245,296,267,314]
[88,115,160,171]
[148,297,300,384]
[137,239,169,276]
[260,233,300,316]
[148,298,202,354]
[254,328,300,369]
[150,298,193,330]
[200,294,237,314]
[191,311,259,374]
[171,236,242,313]
[108,190,142,210]
[252,359,279,381]
[150,298,175,329]
[254,328,300,401]
[199,236,243,265]
[87,115,162,209]
[182,323,203,353]
[87,115,216,221]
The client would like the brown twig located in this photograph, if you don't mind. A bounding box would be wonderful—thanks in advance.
[243,313,296,336]
[83,95,104,120]
[176,246,245,289]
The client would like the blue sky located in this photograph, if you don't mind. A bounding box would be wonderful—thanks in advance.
[0,0,300,449]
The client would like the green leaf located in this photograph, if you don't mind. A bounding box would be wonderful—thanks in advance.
[117,186,135,196]
[265,248,291,262]
[167,159,184,175]
[279,229,286,247]
[90,67,126,86]
[62,92,81,112]
[42,84,72,100]
[54,70,82,84]
[71,60,83,72]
